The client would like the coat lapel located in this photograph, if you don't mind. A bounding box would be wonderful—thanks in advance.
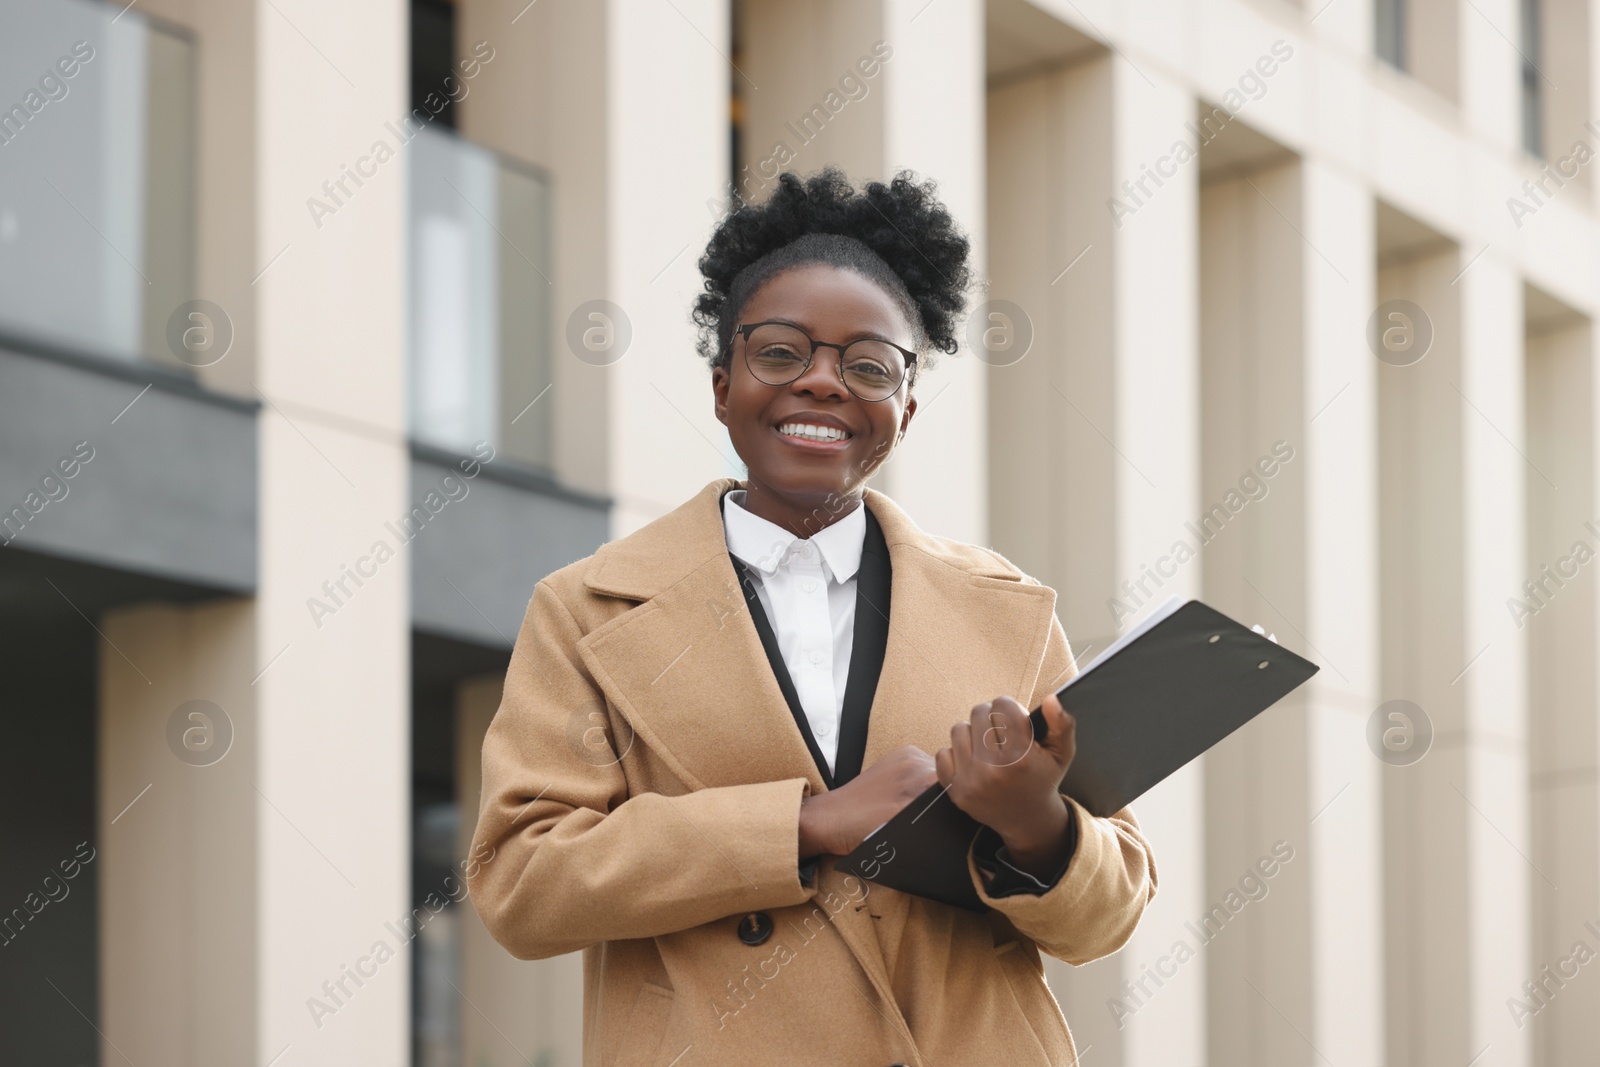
[574,478,1063,798]
[575,486,829,797]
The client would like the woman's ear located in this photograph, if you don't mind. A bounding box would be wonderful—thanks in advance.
[898,393,917,441]
[711,363,730,427]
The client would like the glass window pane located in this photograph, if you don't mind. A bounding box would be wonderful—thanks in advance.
[408,126,552,468]
[409,126,500,454]
[1375,0,1406,70]
[0,0,194,364]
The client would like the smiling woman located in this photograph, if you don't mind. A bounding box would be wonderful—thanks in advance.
[467,167,1158,1067]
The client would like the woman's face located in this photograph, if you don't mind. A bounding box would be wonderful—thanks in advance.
[712,263,919,532]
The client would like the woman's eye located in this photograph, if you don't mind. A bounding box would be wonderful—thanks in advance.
[845,360,891,379]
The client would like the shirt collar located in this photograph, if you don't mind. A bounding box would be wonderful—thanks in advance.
[722,488,866,584]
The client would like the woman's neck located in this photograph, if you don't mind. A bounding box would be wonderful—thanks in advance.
[739,481,865,540]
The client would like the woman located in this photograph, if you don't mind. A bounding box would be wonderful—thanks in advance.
[467,169,1156,1066]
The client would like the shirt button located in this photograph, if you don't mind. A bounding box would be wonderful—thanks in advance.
[802,578,817,594]
[816,720,833,737]
[809,651,822,665]
[798,543,813,559]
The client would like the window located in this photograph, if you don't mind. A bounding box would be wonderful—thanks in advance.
[0,0,194,365]
[408,127,554,470]
[411,0,458,129]
[1520,0,1543,156]
[1375,0,1406,70]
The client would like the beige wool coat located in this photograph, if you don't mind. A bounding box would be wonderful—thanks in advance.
[468,477,1157,1067]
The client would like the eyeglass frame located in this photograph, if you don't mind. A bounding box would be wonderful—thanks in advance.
[730,320,920,401]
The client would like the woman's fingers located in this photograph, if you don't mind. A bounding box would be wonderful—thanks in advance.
[1041,691,1078,767]
[949,719,973,781]
[974,696,1032,768]
[934,745,955,788]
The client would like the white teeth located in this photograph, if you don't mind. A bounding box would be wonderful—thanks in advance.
[778,422,851,442]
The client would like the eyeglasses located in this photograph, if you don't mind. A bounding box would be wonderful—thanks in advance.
[732,321,918,402]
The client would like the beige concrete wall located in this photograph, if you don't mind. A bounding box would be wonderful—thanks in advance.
[1524,314,1600,1063]
[1539,0,1596,197]
[1299,160,1387,1067]
[1378,246,1472,1067]
[1199,163,1316,1067]
[100,600,258,1066]
[1378,245,1535,1066]
[739,0,885,185]
[1460,257,1533,1067]
[251,0,416,1061]
[1198,158,1385,1065]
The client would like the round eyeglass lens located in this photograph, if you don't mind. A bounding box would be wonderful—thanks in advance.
[743,323,906,401]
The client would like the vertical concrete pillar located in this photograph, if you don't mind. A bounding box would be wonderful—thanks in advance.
[456,674,584,1067]
[253,0,413,1061]
[1380,248,1532,1067]
[1197,158,1385,1066]
[1408,0,1463,102]
[986,53,1203,1066]
[1460,258,1533,1067]
[739,0,987,544]
[1457,0,1522,150]
[99,599,258,1065]
[1299,161,1387,1067]
[1536,0,1596,198]
[1197,162,1314,1067]
[1378,245,1470,1067]
[1524,312,1600,1063]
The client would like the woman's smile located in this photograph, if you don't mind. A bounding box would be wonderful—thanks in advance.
[774,413,855,449]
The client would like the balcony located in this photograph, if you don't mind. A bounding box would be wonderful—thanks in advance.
[0,0,194,367]
[407,124,554,472]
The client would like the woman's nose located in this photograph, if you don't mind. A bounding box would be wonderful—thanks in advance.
[790,347,849,398]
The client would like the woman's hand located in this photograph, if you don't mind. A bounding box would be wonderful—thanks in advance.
[934,692,1078,879]
[798,745,937,859]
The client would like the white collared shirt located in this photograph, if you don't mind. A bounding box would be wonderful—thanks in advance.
[721,488,866,774]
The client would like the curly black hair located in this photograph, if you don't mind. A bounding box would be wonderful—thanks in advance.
[692,168,972,382]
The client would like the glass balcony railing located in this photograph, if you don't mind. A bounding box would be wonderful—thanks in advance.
[0,0,195,366]
[407,125,553,471]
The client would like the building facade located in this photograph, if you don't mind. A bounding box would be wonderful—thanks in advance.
[1,0,1596,1064]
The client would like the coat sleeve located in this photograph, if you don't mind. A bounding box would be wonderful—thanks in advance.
[466,578,817,961]
[968,598,1159,964]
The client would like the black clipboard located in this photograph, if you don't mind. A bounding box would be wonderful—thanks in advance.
[836,599,1319,911]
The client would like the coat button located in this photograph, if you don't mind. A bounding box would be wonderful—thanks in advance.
[736,912,773,946]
